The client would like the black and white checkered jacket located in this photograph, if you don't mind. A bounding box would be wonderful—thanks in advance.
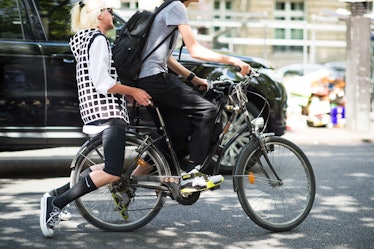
[69,29,128,125]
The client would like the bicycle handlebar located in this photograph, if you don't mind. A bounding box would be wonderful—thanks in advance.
[207,67,260,92]
[234,66,261,77]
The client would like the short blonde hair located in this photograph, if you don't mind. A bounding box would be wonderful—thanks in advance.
[70,0,110,33]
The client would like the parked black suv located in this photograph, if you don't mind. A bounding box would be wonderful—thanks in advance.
[0,0,287,152]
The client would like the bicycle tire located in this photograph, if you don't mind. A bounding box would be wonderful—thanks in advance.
[70,134,171,232]
[235,136,315,232]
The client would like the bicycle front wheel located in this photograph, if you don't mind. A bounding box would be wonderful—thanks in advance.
[70,134,170,232]
[235,136,315,232]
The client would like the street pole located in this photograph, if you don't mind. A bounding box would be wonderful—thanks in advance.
[344,1,372,133]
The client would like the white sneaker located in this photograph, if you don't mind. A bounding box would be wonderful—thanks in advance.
[180,168,224,192]
[43,192,72,221]
[59,207,72,221]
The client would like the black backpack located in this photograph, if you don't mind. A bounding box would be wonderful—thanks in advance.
[112,0,177,86]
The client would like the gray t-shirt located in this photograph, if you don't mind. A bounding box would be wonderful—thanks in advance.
[138,1,188,79]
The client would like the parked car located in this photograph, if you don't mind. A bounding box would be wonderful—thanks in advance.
[0,0,287,169]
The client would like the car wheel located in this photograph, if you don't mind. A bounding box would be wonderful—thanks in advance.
[213,101,261,174]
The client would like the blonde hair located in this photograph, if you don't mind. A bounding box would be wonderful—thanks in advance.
[70,0,110,33]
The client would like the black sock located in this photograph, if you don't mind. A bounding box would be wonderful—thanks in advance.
[79,167,93,179]
[49,167,93,197]
[52,183,70,196]
[53,174,97,209]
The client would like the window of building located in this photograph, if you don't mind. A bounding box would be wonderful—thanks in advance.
[212,0,233,50]
[274,1,305,53]
[121,2,130,9]
[121,1,138,9]
[213,0,233,19]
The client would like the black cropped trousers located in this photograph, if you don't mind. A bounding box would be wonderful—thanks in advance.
[138,73,217,172]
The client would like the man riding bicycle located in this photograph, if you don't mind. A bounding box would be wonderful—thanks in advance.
[137,0,250,192]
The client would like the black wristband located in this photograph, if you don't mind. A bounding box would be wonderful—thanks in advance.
[186,72,196,82]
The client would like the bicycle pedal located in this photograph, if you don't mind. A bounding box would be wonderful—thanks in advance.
[180,188,200,194]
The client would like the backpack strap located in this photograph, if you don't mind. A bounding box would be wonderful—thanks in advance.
[141,0,179,63]
[87,30,106,56]
[141,27,178,64]
[154,0,178,15]
[178,39,185,61]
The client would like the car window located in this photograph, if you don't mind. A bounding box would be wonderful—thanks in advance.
[0,0,125,42]
[0,0,33,39]
[36,0,73,41]
[0,0,22,39]
[35,0,125,43]
[108,17,126,44]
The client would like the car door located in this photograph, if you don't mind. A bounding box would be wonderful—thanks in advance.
[0,0,47,147]
[37,0,126,130]
[36,0,126,146]
[36,0,82,128]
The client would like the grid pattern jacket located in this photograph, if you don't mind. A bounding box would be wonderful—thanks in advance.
[69,29,128,125]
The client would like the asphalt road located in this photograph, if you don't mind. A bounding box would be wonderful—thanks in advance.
[0,126,373,249]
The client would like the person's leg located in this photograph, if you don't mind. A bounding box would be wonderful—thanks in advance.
[40,124,126,237]
[138,74,223,192]
[138,74,217,171]
[53,124,126,208]
[158,106,191,170]
[46,166,93,197]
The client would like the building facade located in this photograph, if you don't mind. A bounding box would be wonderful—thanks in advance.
[118,0,374,131]
[117,0,368,67]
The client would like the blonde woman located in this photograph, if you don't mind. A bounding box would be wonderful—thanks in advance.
[39,0,151,238]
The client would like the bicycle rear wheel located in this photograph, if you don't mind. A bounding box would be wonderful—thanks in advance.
[70,134,171,232]
[235,136,315,232]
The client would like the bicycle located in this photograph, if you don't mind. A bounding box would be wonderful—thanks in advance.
[69,69,316,232]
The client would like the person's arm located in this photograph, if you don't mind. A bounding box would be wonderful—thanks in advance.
[89,36,116,94]
[167,55,208,90]
[89,36,151,106]
[107,84,151,106]
[167,55,190,79]
[177,24,251,77]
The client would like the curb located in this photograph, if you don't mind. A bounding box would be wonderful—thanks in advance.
[0,147,78,177]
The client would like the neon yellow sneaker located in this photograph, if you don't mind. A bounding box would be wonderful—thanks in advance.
[180,168,224,193]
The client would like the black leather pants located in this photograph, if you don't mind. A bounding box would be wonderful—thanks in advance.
[138,73,217,171]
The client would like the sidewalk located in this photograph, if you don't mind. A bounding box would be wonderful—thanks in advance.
[283,126,374,145]
[0,147,78,177]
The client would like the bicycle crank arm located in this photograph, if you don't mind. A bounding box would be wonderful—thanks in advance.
[129,180,183,201]
[127,182,170,191]
[132,175,180,184]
